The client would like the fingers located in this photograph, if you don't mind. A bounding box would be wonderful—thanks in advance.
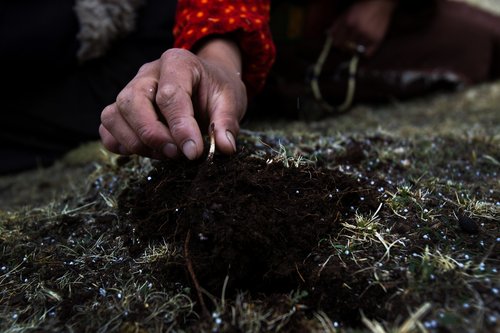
[100,60,180,159]
[100,104,168,160]
[99,123,124,154]
[331,20,369,55]
[100,104,147,155]
[100,47,246,161]
[330,0,396,58]
[156,49,204,160]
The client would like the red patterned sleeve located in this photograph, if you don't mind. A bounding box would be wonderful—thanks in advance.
[173,0,276,97]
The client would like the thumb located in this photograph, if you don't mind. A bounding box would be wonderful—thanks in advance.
[208,89,246,155]
[211,113,240,155]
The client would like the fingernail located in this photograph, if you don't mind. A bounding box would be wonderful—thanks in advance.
[163,143,178,158]
[182,140,198,160]
[226,130,236,153]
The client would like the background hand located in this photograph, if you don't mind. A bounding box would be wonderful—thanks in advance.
[329,0,397,57]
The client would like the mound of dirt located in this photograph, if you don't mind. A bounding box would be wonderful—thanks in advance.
[119,148,385,321]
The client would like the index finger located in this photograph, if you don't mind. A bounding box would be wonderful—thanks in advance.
[156,49,204,160]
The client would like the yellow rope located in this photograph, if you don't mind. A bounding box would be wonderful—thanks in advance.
[310,34,360,113]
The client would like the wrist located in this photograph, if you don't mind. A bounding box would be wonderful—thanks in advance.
[195,37,243,74]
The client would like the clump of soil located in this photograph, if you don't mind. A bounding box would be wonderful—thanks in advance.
[119,148,383,322]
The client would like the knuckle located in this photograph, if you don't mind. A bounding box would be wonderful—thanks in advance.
[136,125,159,147]
[156,84,189,117]
[116,87,134,114]
[161,49,201,73]
[156,83,179,105]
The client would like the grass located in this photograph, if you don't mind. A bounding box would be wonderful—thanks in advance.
[0,82,499,332]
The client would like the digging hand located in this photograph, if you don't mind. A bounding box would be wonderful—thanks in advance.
[99,38,247,160]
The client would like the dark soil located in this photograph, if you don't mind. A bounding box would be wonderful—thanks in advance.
[1,81,499,333]
[119,149,385,324]
[115,141,477,333]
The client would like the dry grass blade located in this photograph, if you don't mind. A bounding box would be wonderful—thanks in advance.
[207,123,216,163]
[362,302,432,333]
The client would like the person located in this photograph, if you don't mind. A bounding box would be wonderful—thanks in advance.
[99,0,276,161]
[0,0,275,173]
[2,0,500,174]
[100,0,500,159]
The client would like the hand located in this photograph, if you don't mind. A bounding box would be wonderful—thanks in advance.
[330,0,397,57]
[99,38,247,160]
